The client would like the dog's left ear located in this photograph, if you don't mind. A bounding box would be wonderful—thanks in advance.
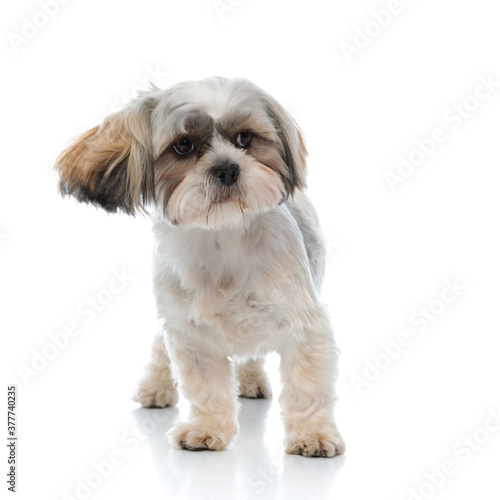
[55,95,156,215]
[261,92,308,193]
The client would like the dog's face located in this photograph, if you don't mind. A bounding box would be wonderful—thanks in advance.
[55,77,307,228]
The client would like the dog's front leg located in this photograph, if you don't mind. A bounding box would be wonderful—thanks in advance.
[168,349,239,451]
[279,314,345,457]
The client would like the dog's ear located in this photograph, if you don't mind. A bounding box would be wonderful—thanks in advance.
[261,93,308,193]
[55,96,156,215]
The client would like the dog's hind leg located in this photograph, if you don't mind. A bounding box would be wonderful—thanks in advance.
[236,357,272,399]
[132,333,179,408]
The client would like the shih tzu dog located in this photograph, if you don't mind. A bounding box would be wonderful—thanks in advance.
[55,77,345,457]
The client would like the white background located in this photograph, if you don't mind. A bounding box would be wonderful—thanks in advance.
[2,1,500,499]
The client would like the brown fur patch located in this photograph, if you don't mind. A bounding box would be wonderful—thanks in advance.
[215,110,276,144]
[247,138,293,194]
[154,148,194,211]
[54,99,155,215]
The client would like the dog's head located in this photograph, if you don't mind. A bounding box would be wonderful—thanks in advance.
[55,77,307,228]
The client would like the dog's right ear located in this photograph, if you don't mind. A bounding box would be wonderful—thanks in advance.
[55,95,156,215]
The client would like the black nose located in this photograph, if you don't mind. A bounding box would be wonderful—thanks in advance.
[211,161,240,186]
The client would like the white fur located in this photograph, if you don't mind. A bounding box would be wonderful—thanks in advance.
[57,76,344,457]
[135,189,345,456]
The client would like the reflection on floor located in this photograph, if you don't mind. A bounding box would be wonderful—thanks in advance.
[132,397,345,500]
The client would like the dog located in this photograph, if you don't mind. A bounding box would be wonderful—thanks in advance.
[55,77,345,457]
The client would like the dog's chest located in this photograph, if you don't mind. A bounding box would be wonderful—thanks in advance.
[173,231,272,313]
[153,218,303,344]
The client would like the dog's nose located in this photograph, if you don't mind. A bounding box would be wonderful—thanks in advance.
[211,161,240,186]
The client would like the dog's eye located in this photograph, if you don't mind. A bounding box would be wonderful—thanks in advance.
[174,137,195,155]
[235,131,252,148]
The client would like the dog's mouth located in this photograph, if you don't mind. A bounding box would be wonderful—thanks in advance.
[217,190,232,202]
[209,181,244,203]
[205,187,248,225]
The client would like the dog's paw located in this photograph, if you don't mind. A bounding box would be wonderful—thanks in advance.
[238,377,272,399]
[132,382,179,408]
[285,430,346,458]
[168,420,237,451]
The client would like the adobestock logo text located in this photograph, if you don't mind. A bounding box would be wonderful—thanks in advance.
[8,0,72,54]
[384,74,499,191]
[350,277,466,393]
[407,406,500,500]
[340,0,418,64]
[17,269,133,385]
